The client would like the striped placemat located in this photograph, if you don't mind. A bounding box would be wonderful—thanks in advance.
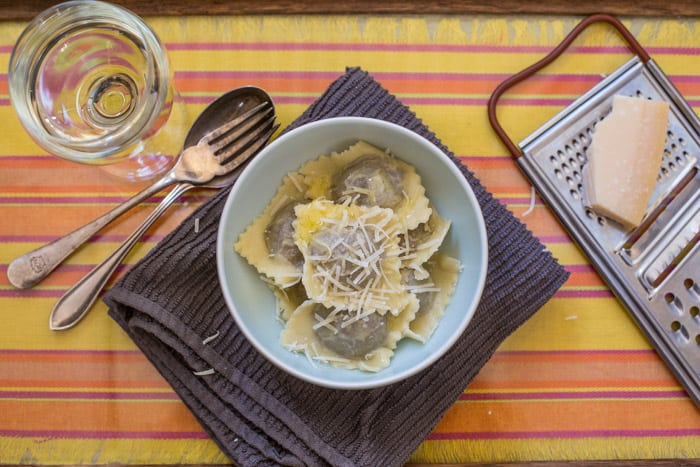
[1,14,699,464]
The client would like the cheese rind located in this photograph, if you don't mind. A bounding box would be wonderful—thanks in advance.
[583,95,669,229]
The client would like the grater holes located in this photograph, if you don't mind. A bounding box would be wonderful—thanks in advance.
[664,292,683,315]
[686,278,700,300]
[557,137,588,202]
[671,320,690,342]
[585,207,607,226]
[691,306,699,321]
[660,130,689,178]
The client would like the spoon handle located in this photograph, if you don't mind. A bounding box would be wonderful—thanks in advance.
[6,173,175,289]
[49,182,193,331]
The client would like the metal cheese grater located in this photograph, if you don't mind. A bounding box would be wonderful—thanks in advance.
[488,14,700,407]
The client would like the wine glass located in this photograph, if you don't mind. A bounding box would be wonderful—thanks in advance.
[8,0,189,181]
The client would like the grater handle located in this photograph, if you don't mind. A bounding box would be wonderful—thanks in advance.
[487,13,651,159]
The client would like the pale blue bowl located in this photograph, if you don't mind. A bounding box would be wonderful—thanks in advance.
[217,117,487,389]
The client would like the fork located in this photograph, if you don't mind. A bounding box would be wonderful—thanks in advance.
[48,105,277,330]
[7,101,275,290]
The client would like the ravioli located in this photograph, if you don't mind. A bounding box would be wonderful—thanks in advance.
[399,205,451,280]
[293,199,411,314]
[280,297,418,372]
[269,282,308,321]
[298,140,431,230]
[235,172,308,288]
[402,253,462,342]
[234,141,462,373]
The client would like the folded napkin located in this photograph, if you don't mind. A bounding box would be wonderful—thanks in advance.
[105,67,569,467]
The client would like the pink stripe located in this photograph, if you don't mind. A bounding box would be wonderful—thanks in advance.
[565,264,596,273]
[0,390,179,400]
[458,155,513,163]
[0,289,66,298]
[182,94,581,107]
[460,390,687,401]
[535,235,575,243]
[0,348,141,355]
[0,288,614,300]
[555,289,614,298]
[0,155,56,161]
[499,196,542,205]
[428,428,700,441]
[0,234,166,243]
[0,194,210,206]
[3,91,699,110]
[0,347,652,357]
[166,42,560,53]
[0,264,120,273]
[6,66,699,85]
[164,42,700,56]
[0,196,156,204]
[496,349,656,356]
[0,429,209,440]
[175,69,603,83]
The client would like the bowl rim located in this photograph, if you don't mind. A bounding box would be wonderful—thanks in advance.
[216,116,488,389]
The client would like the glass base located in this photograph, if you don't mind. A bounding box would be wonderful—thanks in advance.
[98,151,175,182]
[97,89,191,183]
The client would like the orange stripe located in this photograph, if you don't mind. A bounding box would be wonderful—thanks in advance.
[2,378,171,390]
[434,399,700,433]
[1,357,168,388]
[0,205,197,236]
[467,354,678,390]
[563,270,605,287]
[0,400,202,432]
[490,351,663,363]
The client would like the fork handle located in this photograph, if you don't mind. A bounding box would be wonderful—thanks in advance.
[49,182,193,330]
[6,173,175,289]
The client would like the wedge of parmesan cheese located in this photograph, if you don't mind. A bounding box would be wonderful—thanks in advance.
[583,95,669,229]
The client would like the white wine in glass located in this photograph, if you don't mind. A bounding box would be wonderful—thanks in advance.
[9,0,188,181]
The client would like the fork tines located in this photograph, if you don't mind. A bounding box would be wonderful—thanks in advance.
[204,101,275,158]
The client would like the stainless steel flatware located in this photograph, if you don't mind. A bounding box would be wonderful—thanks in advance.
[7,87,274,290]
[47,88,277,330]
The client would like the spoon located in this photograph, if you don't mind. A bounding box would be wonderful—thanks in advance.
[48,87,277,330]
[7,86,273,290]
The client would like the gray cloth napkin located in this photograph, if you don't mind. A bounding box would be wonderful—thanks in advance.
[105,67,569,467]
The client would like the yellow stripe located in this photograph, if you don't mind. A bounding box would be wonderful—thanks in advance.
[411,437,700,464]
[500,297,651,351]
[0,438,227,464]
[0,299,137,350]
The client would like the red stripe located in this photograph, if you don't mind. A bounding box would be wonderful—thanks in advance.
[163,42,700,56]
[428,428,700,440]
[0,429,209,440]
[0,390,179,400]
[555,289,614,298]
[459,390,688,401]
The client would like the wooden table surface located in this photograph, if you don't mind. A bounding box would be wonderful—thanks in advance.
[0,0,700,19]
[1,2,699,467]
